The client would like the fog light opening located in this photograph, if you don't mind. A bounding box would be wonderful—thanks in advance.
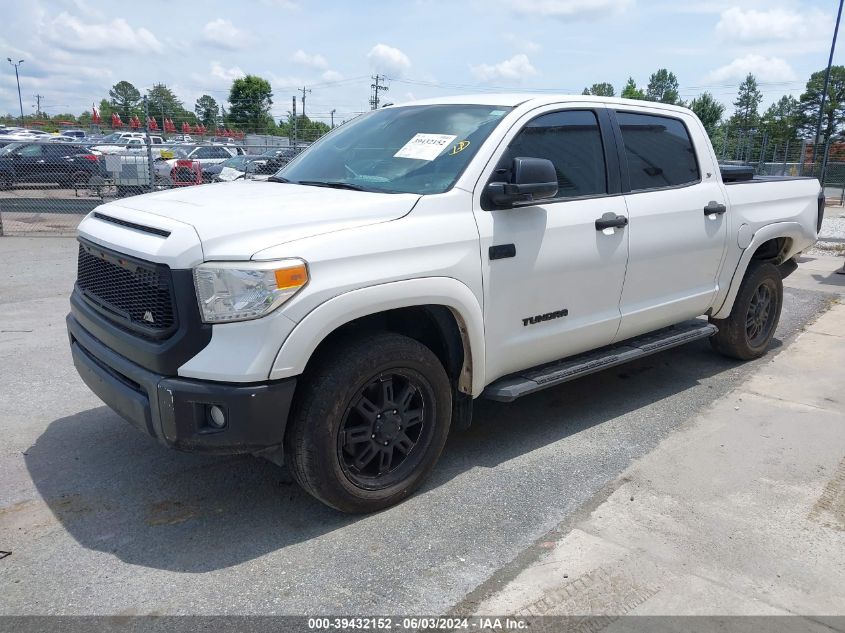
[208,405,227,429]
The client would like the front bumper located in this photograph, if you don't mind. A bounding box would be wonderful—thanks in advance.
[67,313,296,454]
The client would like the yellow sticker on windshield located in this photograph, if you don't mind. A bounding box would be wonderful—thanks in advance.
[160,150,174,159]
[450,140,470,155]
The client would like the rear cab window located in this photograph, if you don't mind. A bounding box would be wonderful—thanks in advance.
[615,112,700,191]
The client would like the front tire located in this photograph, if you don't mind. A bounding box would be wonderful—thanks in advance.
[709,261,783,360]
[284,332,452,513]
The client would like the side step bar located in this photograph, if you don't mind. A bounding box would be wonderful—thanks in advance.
[483,320,718,402]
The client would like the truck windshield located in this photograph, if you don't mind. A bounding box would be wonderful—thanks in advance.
[276,104,512,194]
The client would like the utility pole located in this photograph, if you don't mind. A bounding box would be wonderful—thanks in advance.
[7,58,25,125]
[34,93,43,118]
[292,95,297,147]
[330,109,336,129]
[299,85,311,118]
[813,0,844,185]
[370,75,388,110]
[142,96,155,193]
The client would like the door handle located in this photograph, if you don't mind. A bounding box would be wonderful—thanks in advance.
[704,201,727,215]
[595,214,628,231]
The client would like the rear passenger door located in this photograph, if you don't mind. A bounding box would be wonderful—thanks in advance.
[612,109,728,342]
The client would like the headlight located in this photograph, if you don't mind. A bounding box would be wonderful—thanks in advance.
[193,259,308,323]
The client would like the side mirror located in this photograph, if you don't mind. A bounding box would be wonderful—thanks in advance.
[487,157,558,207]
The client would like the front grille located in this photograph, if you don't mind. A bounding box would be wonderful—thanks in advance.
[76,241,177,338]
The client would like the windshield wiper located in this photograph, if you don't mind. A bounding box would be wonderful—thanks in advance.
[267,175,290,183]
[295,180,367,191]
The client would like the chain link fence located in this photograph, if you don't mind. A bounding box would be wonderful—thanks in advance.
[2,128,843,237]
[0,135,314,236]
[715,130,845,204]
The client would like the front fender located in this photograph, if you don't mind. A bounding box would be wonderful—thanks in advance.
[711,221,813,319]
[270,277,487,396]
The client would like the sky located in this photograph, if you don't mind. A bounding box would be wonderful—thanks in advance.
[0,0,843,126]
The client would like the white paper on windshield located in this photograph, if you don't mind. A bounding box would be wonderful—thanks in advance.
[394,133,457,161]
[219,166,241,181]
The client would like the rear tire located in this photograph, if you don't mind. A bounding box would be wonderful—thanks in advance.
[284,332,452,513]
[69,171,89,188]
[709,261,783,360]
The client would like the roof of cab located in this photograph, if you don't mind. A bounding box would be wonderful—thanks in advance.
[392,93,693,115]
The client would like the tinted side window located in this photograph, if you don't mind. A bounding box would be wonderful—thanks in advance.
[18,144,44,157]
[616,112,699,190]
[500,110,607,199]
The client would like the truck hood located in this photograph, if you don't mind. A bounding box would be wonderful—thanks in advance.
[101,180,421,260]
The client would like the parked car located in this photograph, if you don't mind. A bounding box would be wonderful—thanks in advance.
[61,129,87,139]
[205,153,289,182]
[92,133,164,154]
[154,144,238,182]
[0,141,105,189]
[67,95,822,513]
[168,134,193,143]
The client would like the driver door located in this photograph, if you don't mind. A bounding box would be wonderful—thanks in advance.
[472,106,630,384]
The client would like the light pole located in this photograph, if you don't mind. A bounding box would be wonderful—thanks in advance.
[7,58,24,126]
[330,109,336,129]
[812,0,843,185]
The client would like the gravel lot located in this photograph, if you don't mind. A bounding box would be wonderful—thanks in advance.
[807,211,845,257]
[0,237,835,616]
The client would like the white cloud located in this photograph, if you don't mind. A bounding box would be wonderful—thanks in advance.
[321,70,343,82]
[715,7,829,44]
[367,44,411,76]
[209,61,246,83]
[504,33,541,53]
[705,54,797,83]
[40,12,163,54]
[267,74,306,90]
[501,0,633,19]
[471,54,537,83]
[201,19,247,50]
[291,49,329,70]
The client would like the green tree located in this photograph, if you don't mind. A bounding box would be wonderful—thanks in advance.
[108,81,141,120]
[762,95,800,143]
[97,98,114,125]
[147,83,194,130]
[278,113,331,142]
[194,94,220,129]
[731,73,763,136]
[689,92,725,138]
[582,82,615,97]
[797,66,845,145]
[620,77,646,100]
[228,75,274,132]
[645,69,680,104]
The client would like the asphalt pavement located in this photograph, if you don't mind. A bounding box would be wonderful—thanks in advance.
[0,237,836,615]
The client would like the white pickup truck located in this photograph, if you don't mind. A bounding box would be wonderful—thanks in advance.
[67,95,822,512]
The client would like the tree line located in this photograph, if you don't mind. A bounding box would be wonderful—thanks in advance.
[1,74,331,139]
[583,66,845,159]
[6,66,844,154]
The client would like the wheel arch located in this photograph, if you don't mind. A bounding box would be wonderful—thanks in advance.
[270,277,486,396]
[712,222,803,319]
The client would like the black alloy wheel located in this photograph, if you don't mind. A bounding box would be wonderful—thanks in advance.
[745,280,777,347]
[338,371,430,490]
[710,261,783,361]
[284,332,452,513]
